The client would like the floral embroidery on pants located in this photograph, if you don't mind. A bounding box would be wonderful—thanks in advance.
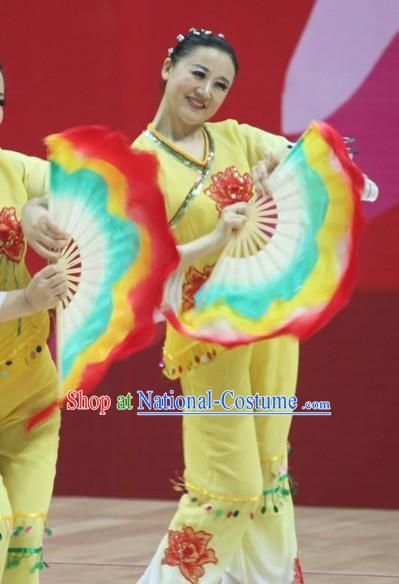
[161,525,218,583]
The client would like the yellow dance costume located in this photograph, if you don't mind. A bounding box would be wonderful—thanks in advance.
[134,120,304,583]
[0,150,60,582]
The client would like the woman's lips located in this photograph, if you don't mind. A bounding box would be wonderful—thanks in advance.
[186,96,206,110]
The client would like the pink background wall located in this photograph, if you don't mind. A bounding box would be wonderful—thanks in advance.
[1,1,398,508]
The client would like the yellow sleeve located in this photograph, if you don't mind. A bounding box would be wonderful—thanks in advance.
[235,122,292,167]
[2,150,49,199]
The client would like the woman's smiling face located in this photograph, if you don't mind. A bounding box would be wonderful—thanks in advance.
[161,46,236,126]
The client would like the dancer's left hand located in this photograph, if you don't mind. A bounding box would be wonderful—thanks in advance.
[251,150,278,198]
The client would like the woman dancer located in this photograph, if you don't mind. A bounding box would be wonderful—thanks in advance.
[0,64,68,582]
[133,29,304,584]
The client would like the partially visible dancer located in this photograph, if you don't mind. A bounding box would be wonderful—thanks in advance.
[0,63,68,582]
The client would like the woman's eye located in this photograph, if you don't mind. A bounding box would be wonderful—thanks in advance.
[192,71,206,79]
[216,82,228,91]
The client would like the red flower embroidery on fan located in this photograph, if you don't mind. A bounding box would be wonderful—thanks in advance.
[161,525,218,583]
[182,264,214,312]
[205,166,254,213]
[292,558,305,583]
[0,207,24,262]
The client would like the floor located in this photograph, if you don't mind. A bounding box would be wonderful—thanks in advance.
[39,497,399,583]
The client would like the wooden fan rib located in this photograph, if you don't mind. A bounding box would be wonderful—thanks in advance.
[246,235,261,257]
[65,275,82,285]
[66,282,79,294]
[256,217,278,226]
[241,233,252,259]
[67,265,107,277]
[251,226,272,244]
[71,247,109,268]
[62,246,81,265]
[255,224,278,235]
[227,227,269,259]
[254,199,277,212]
[63,262,83,273]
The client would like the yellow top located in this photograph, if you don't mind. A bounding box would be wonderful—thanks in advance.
[133,119,290,379]
[0,149,49,360]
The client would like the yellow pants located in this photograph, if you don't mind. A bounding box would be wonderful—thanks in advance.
[138,336,304,584]
[0,343,60,583]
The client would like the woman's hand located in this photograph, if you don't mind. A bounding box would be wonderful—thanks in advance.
[211,202,248,248]
[251,150,279,198]
[21,197,69,261]
[24,265,68,311]
[361,176,379,202]
[0,265,68,322]
[176,202,248,270]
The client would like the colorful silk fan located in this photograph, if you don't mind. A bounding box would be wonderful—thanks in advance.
[163,121,365,345]
[28,126,179,428]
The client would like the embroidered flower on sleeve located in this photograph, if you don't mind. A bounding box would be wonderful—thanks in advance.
[162,525,218,583]
[0,207,25,262]
[182,264,214,312]
[205,166,254,213]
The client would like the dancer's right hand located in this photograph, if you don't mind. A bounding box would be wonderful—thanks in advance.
[24,265,68,311]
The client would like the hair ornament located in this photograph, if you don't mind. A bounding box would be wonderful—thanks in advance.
[168,28,227,58]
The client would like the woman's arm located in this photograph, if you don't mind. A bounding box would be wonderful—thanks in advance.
[0,289,37,322]
[0,265,67,323]
[252,152,379,202]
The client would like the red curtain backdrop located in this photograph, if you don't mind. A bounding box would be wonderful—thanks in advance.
[1,0,397,508]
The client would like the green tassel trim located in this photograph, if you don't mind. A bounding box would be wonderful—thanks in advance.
[186,495,254,520]
[10,515,52,539]
[6,547,48,573]
[177,468,297,520]
[260,472,293,514]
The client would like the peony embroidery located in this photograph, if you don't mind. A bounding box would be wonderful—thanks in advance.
[205,166,254,213]
[0,207,24,262]
[292,558,305,583]
[162,525,218,583]
[182,265,214,312]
